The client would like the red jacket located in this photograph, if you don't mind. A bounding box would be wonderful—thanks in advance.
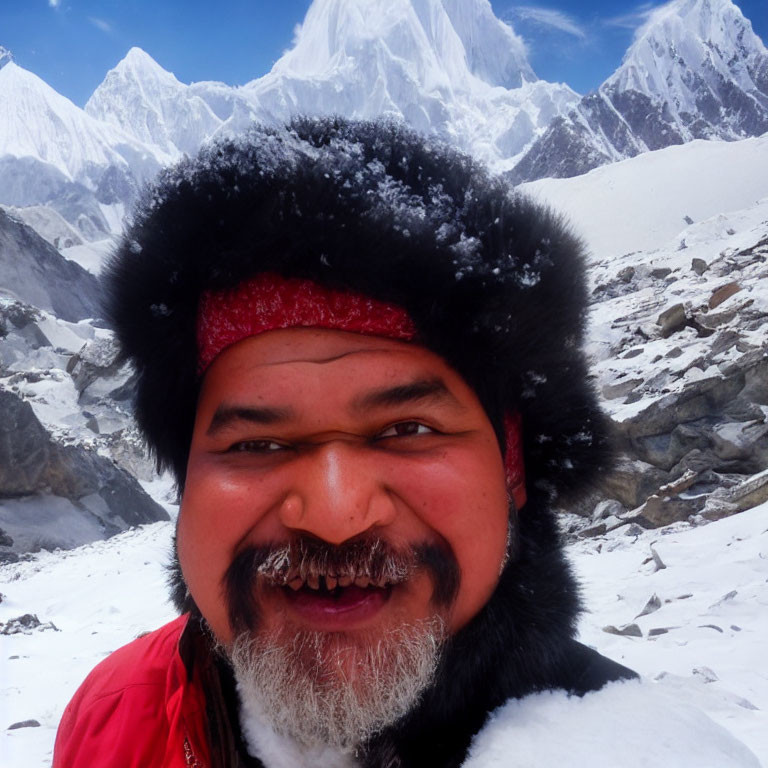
[53,615,211,768]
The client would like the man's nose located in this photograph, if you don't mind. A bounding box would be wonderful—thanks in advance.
[277,440,397,544]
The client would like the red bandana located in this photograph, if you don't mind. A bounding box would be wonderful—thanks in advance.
[197,273,526,509]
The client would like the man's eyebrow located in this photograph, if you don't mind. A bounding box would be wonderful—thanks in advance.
[206,404,294,436]
[351,378,462,412]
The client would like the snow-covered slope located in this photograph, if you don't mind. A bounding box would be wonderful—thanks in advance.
[512,0,768,182]
[2,503,765,765]
[518,133,768,261]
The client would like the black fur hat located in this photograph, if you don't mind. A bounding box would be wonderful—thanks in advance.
[105,116,610,501]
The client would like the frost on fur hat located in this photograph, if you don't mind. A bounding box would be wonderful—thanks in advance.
[104,116,611,502]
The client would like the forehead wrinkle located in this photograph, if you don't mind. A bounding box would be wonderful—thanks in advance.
[254,347,400,368]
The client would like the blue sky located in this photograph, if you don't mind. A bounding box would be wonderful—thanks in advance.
[1,0,766,107]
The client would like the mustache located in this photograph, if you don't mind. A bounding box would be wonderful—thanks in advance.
[225,536,460,634]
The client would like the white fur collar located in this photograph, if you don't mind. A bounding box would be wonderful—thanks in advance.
[463,680,760,768]
[239,679,760,768]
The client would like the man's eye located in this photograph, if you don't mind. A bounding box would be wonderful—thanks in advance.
[228,440,287,453]
[376,421,436,439]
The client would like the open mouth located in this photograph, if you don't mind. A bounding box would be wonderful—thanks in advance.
[268,569,400,626]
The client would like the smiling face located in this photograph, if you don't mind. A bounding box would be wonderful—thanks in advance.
[177,328,510,745]
[179,328,509,645]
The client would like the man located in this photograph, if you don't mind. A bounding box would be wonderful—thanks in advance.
[53,119,759,768]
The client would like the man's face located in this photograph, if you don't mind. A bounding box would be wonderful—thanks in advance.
[177,328,510,744]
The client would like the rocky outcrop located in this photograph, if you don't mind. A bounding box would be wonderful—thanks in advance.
[0,208,101,321]
[0,388,168,556]
[580,206,768,533]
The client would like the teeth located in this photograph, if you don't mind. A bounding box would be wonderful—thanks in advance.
[338,573,354,587]
[326,575,337,590]
[354,575,370,588]
[307,573,320,590]
[288,577,304,591]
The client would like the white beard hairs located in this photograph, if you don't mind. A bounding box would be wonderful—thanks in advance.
[229,616,447,760]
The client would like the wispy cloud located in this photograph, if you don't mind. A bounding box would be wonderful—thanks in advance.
[603,3,660,30]
[89,17,113,33]
[511,6,587,40]
[48,0,61,8]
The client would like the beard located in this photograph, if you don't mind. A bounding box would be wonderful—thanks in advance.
[227,616,447,753]
[218,535,458,753]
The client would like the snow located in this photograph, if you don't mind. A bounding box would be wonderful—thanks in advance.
[519,133,768,261]
[0,60,166,190]
[611,0,768,124]
[244,0,579,171]
[61,239,116,276]
[466,679,761,766]
[2,503,766,765]
[85,47,222,158]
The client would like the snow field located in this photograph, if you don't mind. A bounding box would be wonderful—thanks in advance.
[2,503,766,766]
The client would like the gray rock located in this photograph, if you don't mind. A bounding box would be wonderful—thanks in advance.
[656,304,687,338]
[0,389,168,554]
[592,499,627,523]
[7,720,41,730]
[602,377,643,400]
[0,613,58,635]
[634,593,662,619]
[0,208,101,322]
[602,623,643,638]
[617,373,747,440]
[599,457,670,509]
[648,546,666,571]
[635,493,707,527]
[0,389,50,495]
[692,258,708,275]
[692,666,719,683]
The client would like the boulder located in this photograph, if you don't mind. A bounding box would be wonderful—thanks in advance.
[708,281,741,309]
[0,208,101,322]
[691,258,708,275]
[0,389,168,554]
[599,457,670,509]
[656,303,687,338]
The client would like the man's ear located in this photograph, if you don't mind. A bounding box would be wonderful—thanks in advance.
[505,412,526,511]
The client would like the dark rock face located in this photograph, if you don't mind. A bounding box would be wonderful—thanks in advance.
[0,208,101,321]
[0,389,169,555]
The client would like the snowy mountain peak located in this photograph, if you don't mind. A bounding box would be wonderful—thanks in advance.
[271,0,536,89]
[0,46,12,70]
[611,0,768,107]
[114,46,179,84]
[86,47,221,157]
[511,0,768,182]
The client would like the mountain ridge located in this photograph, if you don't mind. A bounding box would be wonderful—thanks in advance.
[511,0,768,182]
